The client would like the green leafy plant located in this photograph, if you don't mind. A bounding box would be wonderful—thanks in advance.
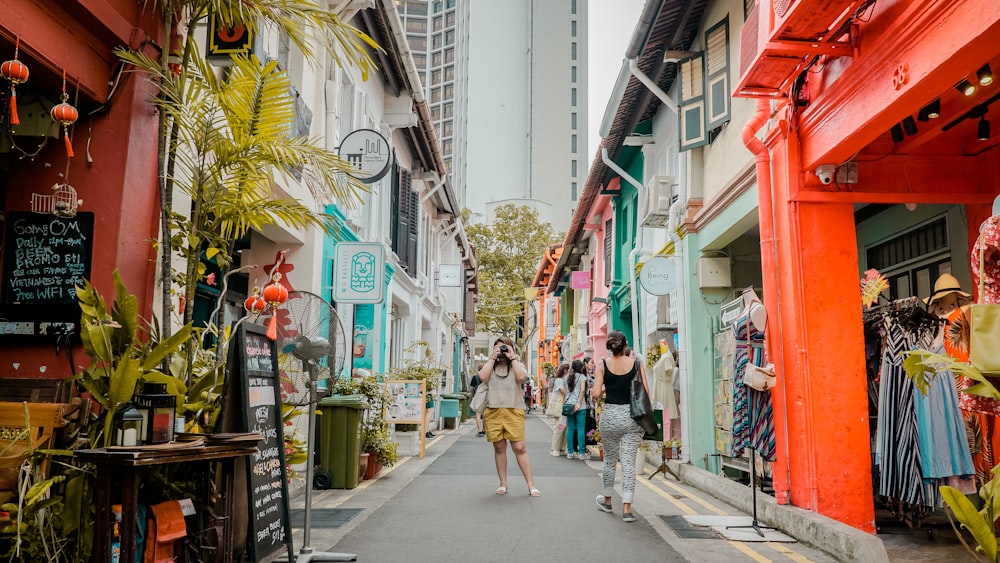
[386,341,444,391]
[333,374,397,468]
[904,350,999,561]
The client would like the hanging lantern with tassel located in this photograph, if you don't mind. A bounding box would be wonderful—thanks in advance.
[244,287,267,315]
[50,73,78,158]
[262,274,289,340]
[1,38,29,127]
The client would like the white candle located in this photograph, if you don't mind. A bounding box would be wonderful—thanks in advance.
[123,427,137,447]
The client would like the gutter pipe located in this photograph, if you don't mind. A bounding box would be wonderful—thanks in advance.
[601,148,646,353]
[742,99,793,505]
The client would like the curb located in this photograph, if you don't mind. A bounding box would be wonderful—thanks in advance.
[666,460,889,563]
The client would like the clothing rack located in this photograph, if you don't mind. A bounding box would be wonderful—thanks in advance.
[862,296,923,323]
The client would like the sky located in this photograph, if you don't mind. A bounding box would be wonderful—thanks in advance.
[587,0,646,160]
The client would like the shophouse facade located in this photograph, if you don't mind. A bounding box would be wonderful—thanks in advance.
[0,0,476,420]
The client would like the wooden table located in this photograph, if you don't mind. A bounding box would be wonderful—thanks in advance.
[76,443,257,563]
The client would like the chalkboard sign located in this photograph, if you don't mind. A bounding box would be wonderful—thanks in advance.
[1,211,94,308]
[226,323,293,561]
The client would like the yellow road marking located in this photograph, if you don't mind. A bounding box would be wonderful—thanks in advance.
[657,475,728,515]
[766,542,813,562]
[728,540,772,562]
[637,474,697,515]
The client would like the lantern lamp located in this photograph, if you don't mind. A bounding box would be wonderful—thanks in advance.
[134,382,176,444]
[244,288,267,314]
[50,92,78,158]
[262,274,289,340]
[1,38,29,126]
[113,403,144,447]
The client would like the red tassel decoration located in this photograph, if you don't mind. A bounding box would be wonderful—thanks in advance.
[267,313,278,340]
[63,129,74,157]
[9,90,18,126]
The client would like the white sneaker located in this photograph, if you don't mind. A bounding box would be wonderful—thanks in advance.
[578,453,591,460]
[549,450,560,457]
[567,453,577,460]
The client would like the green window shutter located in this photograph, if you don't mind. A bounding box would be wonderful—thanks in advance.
[705,18,731,131]
[678,53,707,151]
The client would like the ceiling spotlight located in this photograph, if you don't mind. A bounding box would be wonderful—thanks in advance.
[979,117,991,141]
[890,123,904,143]
[957,79,976,96]
[902,116,918,136]
[917,98,941,121]
[978,64,994,86]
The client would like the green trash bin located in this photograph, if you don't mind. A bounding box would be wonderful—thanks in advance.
[317,395,369,489]
[439,398,460,429]
[441,393,465,426]
[456,392,471,422]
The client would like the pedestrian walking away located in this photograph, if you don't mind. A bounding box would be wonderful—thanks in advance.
[478,336,540,497]
[547,363,569,456]
[592,330,649,522]
[564,359,589,460]
[470,369,486,437]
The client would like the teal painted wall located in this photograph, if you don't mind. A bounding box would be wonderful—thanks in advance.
[610,150,643,344]
[682,186,759,471]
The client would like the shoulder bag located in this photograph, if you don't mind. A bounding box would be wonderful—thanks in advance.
[561,377,578,417]
[741,308,777,392]
[971,230,1000,375]
[629,362,659,436]
[545,390,564,418]
[471,381,489,414]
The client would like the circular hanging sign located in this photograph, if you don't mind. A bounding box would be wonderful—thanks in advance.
[639,256,677,296]
[338,129,393,184]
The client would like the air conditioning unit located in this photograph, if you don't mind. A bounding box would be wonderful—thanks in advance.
[640,176,676,229]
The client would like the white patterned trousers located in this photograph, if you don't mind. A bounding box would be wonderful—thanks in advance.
[599,403,644,504]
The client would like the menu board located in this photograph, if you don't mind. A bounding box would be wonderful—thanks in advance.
[1,211,93,316]
[228,323,292,561]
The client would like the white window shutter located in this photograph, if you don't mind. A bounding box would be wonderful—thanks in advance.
[705,18,731,130]
[678,53,707,151]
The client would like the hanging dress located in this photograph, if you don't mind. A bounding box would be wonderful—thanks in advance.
[731,307,776,461]
[912,342,975,482]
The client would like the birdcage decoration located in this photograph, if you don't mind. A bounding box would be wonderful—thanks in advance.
[31,182,82,217]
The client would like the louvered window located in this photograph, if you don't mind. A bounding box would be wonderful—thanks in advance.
[679,17,731,151]
[603,220,613,287]
[705,19,731,130]
[391,166,420,275]
[678,54,706,150]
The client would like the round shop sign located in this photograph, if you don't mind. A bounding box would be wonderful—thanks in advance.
[639,256,677,296]
[338,128,393,183]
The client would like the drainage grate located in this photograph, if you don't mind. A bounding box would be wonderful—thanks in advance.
[289,508,363,529]
[659,515,720,539]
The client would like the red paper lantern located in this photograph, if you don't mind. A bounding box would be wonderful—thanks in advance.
[1,38,28,126]
[262,283,288,305]
[244,294,267,314]
[50,92,78,158]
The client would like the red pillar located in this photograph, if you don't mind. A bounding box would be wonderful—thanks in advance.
[769,131,876,532]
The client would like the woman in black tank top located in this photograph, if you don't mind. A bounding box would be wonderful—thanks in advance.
[590,330,651,522]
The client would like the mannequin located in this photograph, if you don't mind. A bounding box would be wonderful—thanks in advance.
[741,287,767,332]
[651,340,678,421]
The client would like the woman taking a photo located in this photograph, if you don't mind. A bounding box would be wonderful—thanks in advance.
[478,337,540,497]
[591,330,650,522]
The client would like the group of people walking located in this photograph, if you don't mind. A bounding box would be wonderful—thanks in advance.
[472,331,652,523]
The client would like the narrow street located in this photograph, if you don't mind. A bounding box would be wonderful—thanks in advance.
[280,414,839,562]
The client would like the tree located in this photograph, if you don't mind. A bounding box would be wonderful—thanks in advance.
[466,205,560,337]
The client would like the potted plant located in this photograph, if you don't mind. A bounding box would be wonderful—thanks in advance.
[664,438,682,459]
[587,428,603,460]
[333,373,398,476]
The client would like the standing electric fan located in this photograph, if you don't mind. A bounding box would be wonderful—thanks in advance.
[274,291,354,562]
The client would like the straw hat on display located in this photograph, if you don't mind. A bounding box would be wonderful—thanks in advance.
[924,273,972,305]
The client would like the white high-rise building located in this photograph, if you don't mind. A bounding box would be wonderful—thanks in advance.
[401,0,588,233]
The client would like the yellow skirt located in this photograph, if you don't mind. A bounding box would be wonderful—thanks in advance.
[483,408,525,443]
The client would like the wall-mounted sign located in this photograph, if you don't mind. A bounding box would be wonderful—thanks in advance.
[207,16,254,60]
[571,271,590,290]
[333,242,385,304]
[639,256,677,296]
[439,264,462,287]
[338,129,393,184]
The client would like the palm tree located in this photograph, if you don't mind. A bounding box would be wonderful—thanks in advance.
[120,1,379,367]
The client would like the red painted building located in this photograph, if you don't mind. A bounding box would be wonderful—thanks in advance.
[737,0,1000,531]
[0,1,162,380]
